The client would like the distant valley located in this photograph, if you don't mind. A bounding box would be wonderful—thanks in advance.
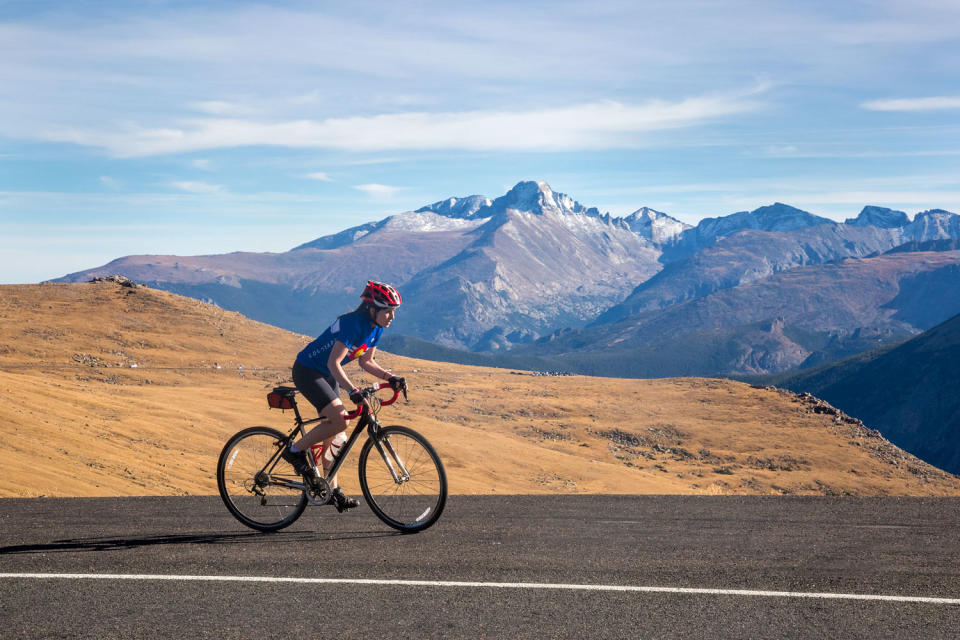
[774,311,960,475]
[56,180,960,378]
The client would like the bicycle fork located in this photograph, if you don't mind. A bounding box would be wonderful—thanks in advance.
[374,434,411,485]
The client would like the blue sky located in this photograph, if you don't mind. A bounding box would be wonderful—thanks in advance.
[2,0,960,283]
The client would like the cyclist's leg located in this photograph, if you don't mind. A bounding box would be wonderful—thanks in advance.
[315,403,349,488]
[307,403,358,509]
[292,400,347,446]
[290,360,350,451]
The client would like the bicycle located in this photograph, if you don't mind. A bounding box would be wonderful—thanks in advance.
[216,381,447,534]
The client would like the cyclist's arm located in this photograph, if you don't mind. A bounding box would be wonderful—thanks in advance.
[326,341,357,393]
[358,347,393,381]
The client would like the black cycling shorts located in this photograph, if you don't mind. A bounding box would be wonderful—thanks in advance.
[292,359,341,413]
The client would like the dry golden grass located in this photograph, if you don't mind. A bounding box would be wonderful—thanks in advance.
[1,281,957,497]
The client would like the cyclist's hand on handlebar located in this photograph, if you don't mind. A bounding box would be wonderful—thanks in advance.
[349,387,368,406]
[388,375,408,400]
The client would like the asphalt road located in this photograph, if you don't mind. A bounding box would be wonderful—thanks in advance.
[1,495,958,639]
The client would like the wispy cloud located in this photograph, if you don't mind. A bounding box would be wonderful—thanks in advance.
[171,180,224,194]
[41,93,763,157]
[861,96,960,111]
[753,145,960,159]
[5,1,960,286]
[99,176,121,190]
[353,184,403,199]
[190,101,257,116]
[827,20,960,46]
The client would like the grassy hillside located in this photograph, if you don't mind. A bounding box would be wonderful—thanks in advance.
[0,281,957,498]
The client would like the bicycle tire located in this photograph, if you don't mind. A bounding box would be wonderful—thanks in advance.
[217,426,308,532]
[358,425,447,533]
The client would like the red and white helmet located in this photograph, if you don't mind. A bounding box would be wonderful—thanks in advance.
[361,280,402,308]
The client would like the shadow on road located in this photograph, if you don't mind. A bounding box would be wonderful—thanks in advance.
[0,529,400,555]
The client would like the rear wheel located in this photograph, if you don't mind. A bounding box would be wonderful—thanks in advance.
[217,426,307,531]
[358,426,447,533]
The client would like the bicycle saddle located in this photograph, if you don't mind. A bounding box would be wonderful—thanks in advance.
[272,386,297,395]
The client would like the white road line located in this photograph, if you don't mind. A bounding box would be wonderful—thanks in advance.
[1,573,958,605]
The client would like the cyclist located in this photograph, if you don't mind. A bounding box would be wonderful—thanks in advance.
[282,280,406,512]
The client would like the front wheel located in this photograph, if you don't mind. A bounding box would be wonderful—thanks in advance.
[358,426,447,533]
[217,426,307,532]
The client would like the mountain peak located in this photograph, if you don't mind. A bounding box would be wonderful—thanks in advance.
[746,203,837,231]
[845,206,909,228]
[906,208,960,242]
[624,206,666,221]
[502,180,560,211]
[509,179,552,195]
[915,208,956,218]
[489,180,597,217]
[622,207,691,243]
[697,203,833,238]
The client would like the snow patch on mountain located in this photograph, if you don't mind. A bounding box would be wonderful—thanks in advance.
[415,194,492,219]
[381,211,486,232]
[292,221,383,251]
[906,209,960,241]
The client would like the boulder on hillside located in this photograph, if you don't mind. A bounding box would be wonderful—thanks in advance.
[89,275,140,288]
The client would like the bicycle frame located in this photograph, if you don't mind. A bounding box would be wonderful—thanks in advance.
[260,382,410,497]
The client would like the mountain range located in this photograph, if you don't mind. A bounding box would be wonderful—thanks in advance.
[57,180,960,377]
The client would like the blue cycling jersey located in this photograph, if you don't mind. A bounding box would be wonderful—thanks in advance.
[296,311,383,374]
